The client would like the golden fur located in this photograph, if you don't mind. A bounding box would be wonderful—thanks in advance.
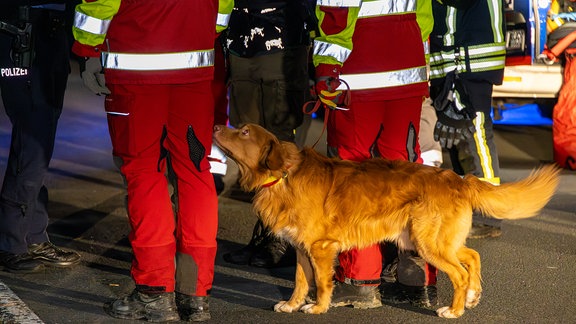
[213,123,561,318]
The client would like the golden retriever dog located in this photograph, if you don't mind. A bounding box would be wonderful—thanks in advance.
[213,123,560,319]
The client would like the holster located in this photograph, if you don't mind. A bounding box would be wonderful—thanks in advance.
[0,6,34,68]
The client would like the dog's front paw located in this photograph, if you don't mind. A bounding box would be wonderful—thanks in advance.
[436,306,464,318]
[300,303,329,314]
[274,301,300,313]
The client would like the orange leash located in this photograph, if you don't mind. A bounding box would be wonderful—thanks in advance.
[302,99,331,149]
[302,79,351,149]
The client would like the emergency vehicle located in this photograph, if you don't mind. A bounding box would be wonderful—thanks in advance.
[491,0,573,124]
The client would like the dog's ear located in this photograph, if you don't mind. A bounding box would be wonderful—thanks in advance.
[261,140,284,171]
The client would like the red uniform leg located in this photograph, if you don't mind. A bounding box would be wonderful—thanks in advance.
[105,84,176,291]
[328,100,385,283]
[376,96,423,163]
[166,82,218,296]
[328,96,436,284]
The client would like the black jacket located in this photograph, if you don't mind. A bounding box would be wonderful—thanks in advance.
[429,0,506,85]
[226,0,314,57]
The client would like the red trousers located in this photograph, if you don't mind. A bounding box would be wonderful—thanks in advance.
[105,82,218,295]
[328,95,437,286]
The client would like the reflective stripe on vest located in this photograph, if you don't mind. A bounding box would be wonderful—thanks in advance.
[313,40,351,64]
[102,50,214,71]
[429,59,505,79]
[315,0,416,63]
[338,66,427,91]
[317,0,361,7]
[358,0,416,17]
[217,12,230,29]
[429,43,505,78]
[74,12,110,36]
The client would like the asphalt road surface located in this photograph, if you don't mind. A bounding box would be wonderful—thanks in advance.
[0,66,575,324]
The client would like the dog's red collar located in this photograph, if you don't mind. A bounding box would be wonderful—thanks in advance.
[262,170,288,188]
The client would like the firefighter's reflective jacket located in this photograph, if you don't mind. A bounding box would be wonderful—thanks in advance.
[429,0,506,86]
[313,0,428,101]
[72,0,233,84]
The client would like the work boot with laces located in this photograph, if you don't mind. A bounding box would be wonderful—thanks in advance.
[104,289,180,322]
[28,242,81,267]
[0,251,44,273]
[330,281,382,309]
[223,219,266,265]
[380,258,409,304]
[379,257,438,308]
[249,231,295,268]
[223,219,295,268]
[176,292,211,322]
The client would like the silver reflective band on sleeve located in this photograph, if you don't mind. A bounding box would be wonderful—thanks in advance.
[74,12,110,35]
[217,13,230,28]
[358,0,416,17]
[338,66,427,90]
[102,50,214,71]
[469,60,505,71]
[313,40,351,63]
[316,0,362,7]
[423,41,429,55]
[465,44,506,57]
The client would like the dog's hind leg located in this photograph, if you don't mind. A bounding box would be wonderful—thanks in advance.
[456,246,482,309]
[274,247,312,313]
[300,240,339,315]
[417,246,469,318]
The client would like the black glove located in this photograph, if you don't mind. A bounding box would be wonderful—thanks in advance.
[432,72,476,149]
[434,103,475,149]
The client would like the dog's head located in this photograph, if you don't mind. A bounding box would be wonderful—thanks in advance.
[213,124,300,191]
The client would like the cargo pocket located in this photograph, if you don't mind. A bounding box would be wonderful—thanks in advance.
[105,93,134,156]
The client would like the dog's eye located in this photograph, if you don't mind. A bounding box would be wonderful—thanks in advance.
[242,129,249,136]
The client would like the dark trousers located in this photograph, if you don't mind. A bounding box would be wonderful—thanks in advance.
[447,79,500,184]
[0,8,70,254]
[435,78,502,226]
[228,46,309,142]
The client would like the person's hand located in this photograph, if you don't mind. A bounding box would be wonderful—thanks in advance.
[434,103,475,149]
[315,76,348,108]
[315,64,349,109]
[431,71,476,148]
[79,57,110,95]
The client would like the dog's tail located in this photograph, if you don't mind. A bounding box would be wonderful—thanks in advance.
[467,164,561,220]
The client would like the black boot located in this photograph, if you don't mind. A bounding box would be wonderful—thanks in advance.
[0,251,44,274]
[330,281,382,309]
[403,284,438,308]
[223,219,295,268]
[176,292,210,322]
[28,242,81,267]
[380,258,409,304]
[223,220,266,265]
[380,281,410,304]
[249,232,295,268]
[379,254,438,308]
[104,289,180,322]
